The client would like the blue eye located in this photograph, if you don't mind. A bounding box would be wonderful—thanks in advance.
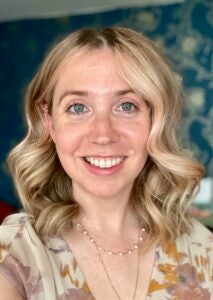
[121,102,136,112]
[69,103,86,114]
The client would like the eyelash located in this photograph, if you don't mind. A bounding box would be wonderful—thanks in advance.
[118,102,138,113]
[67,101,139,116]
[67,103,88,115]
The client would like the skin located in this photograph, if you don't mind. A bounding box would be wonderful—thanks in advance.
[0,275,23,300]
[46,48,151,230]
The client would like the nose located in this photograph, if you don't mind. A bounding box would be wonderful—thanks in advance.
[88,114,120,145]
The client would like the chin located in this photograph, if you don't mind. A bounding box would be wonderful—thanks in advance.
[86,182,132,201]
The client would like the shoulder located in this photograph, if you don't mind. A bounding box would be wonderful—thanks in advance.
[0,212,32,235]
[0,212,52,274]
[159,220,212,262]
[0,212,74,270]
[174,219,213,261]
[156,221,213,296]
[176,220,213,281]
[0,212,39,247]
[0,213,47,298]
[159,220,213,276]
[182,219,213,249]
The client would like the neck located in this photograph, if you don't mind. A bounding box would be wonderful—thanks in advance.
[72,188,139,236]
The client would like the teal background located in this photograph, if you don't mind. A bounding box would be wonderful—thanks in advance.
[0,0,212,207]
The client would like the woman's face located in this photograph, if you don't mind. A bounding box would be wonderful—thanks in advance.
[46,49,150,201]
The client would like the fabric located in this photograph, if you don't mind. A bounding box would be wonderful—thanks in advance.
[0,213,212,299]
[1,0,213,208]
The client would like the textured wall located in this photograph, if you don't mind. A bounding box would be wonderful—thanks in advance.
[0,0,212,207]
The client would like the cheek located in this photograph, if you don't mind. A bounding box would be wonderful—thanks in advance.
[53,123,88,156]
[54,135,72,154]
[126,122,150,149]
[53,125,76,153]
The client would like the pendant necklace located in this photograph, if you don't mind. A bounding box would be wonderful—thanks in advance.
[76,222,145,300]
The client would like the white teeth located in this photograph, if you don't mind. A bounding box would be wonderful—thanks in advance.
[94,159,99,167]
[105,159,111,168]
[85,157,124,168]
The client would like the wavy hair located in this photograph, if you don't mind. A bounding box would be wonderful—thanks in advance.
[7,27,204,243]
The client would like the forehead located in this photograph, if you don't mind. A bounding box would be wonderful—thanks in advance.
[57,48,119,75]
[53,48,128,91]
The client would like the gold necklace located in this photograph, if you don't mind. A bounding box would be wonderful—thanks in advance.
[76,222,144,300]
[76,222,145,256]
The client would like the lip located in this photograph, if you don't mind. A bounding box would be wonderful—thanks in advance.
[82,156,126,176]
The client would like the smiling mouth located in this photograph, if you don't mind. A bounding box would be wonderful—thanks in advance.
[84,157,125,168]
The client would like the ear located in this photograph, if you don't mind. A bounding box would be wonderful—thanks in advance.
[43,105,56,143]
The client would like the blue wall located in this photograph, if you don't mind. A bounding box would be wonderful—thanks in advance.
[0,0,212,207]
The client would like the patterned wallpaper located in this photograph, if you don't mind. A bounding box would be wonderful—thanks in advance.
[0,0,212,207]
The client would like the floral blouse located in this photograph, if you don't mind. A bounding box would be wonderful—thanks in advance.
[0,213,212,299]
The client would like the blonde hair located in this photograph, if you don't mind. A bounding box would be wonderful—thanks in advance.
[8,27,204,243]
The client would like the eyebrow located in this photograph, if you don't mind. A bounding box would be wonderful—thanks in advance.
[57,89,136,105]
[58,90,88,105]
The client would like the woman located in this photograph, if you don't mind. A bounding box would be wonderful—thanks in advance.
[0,27,212,300]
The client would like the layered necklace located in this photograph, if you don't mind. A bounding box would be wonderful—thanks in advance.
[76,222,145,300]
